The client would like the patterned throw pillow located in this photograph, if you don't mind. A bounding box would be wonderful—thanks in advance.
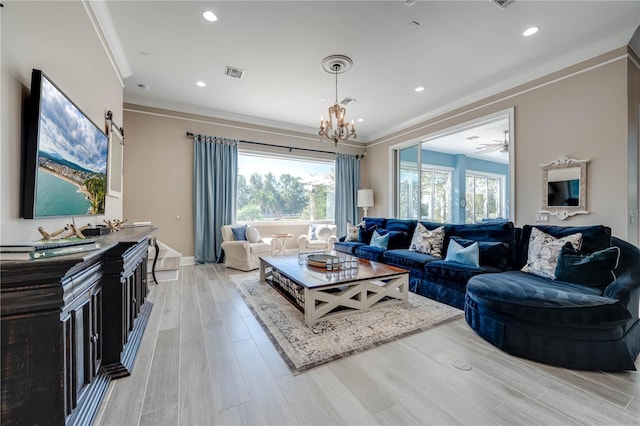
[521,227,583,279]
[345,220,362,242]
[409,223,445,257]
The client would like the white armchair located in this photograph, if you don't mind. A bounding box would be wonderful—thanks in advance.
[221,225,272,271]
[297,224,338,252]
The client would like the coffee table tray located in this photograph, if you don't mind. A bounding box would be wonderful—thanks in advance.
[306,253,338,268]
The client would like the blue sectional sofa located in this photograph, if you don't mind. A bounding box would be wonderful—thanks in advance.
[334,217,517,309]
[335,218,640,370]
[465,225,640,371]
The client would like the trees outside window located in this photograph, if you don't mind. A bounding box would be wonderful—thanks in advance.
[421,166,451,223]
[398,159,452,222]
[398,161,419,219]
[236,153,334,221]
[466,172,504,223]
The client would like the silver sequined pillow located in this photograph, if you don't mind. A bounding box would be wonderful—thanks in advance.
[409,223,445,257]
[521,227,583,279]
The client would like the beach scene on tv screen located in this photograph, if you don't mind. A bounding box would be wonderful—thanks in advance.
[35,77,108,217]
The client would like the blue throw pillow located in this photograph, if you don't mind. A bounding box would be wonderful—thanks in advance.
[444,239,480,267]
[358,224,378,244]
[231,224,247,241]
[308,224,318,240]
[375,229,408,250]
[555,243,620,289]
[369,230,389,249]
[450,236,510,270]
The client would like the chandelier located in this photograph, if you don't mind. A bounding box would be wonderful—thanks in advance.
[319,55,356,146]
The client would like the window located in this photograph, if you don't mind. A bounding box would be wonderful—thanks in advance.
[236,153,335,221]
[394,110,513,223]
[465,171,505,223]
[421,166,452,223]
[398,148,419,219]
[397,146,452,222]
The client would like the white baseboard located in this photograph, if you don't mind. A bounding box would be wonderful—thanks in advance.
[181,256,196,266]
[154,269,180,282]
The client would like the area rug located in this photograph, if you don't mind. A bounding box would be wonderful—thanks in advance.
[230,273,463,375]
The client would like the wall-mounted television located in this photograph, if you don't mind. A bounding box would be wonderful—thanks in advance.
[22,69,108,219]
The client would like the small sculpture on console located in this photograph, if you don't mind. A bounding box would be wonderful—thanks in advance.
[38,226,68,240]
[61,224,90,239]
[104,219,128,232]
[37,223,90,240]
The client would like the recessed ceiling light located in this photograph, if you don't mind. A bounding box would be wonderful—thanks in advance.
[202,10,218,22]
[415,86,425,92]
[357,118,365,122]
[320,97,326,102]
[523,26,539,37]
[196,81,206,87]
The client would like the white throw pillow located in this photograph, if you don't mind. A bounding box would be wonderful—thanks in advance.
[409,223,445,257]
[316,225,332,241]
[246,225,261,243]
[521,227,582,279]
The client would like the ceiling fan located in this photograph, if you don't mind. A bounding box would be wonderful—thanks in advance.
[476,130,509,154]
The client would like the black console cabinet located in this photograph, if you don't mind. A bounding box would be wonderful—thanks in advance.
[0,228,155,425]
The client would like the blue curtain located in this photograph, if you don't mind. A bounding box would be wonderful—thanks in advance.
[193,135,238,263]
[335,154,361,236]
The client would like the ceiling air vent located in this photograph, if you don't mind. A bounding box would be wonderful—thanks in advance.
[340,97,356,106]
[224,66,245,79]
[490,0,514,9]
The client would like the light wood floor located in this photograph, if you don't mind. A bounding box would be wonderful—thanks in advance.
[95,263,640,426]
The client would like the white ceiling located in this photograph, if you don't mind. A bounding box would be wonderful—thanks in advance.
[95,1,639,144]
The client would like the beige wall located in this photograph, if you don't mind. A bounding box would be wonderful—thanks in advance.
[364,48,637,241]
[122,105,365,257]
[1,1,124,243]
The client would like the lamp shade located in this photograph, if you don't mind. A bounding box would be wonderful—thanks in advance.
[357,189,374,208]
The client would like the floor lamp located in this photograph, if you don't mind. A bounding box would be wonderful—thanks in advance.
[357,189,374,219]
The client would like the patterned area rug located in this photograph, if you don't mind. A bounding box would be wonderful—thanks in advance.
[230,273,464,375]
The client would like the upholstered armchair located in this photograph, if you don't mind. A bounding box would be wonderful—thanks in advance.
[220,224,272,271]
[297,224,338,252]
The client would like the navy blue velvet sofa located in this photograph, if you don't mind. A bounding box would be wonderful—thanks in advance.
[465,225,640,371]
[334,217,517,309]
[335,219,640,370]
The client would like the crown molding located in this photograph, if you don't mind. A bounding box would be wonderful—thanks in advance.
[83,0,132,81]
[366,51,627,149]
[367,32,632,143]
[124,93,369,144]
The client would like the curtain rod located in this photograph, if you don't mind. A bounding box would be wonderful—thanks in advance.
[185,132,365,159]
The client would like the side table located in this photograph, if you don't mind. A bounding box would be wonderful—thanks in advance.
[271,233,294,255]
